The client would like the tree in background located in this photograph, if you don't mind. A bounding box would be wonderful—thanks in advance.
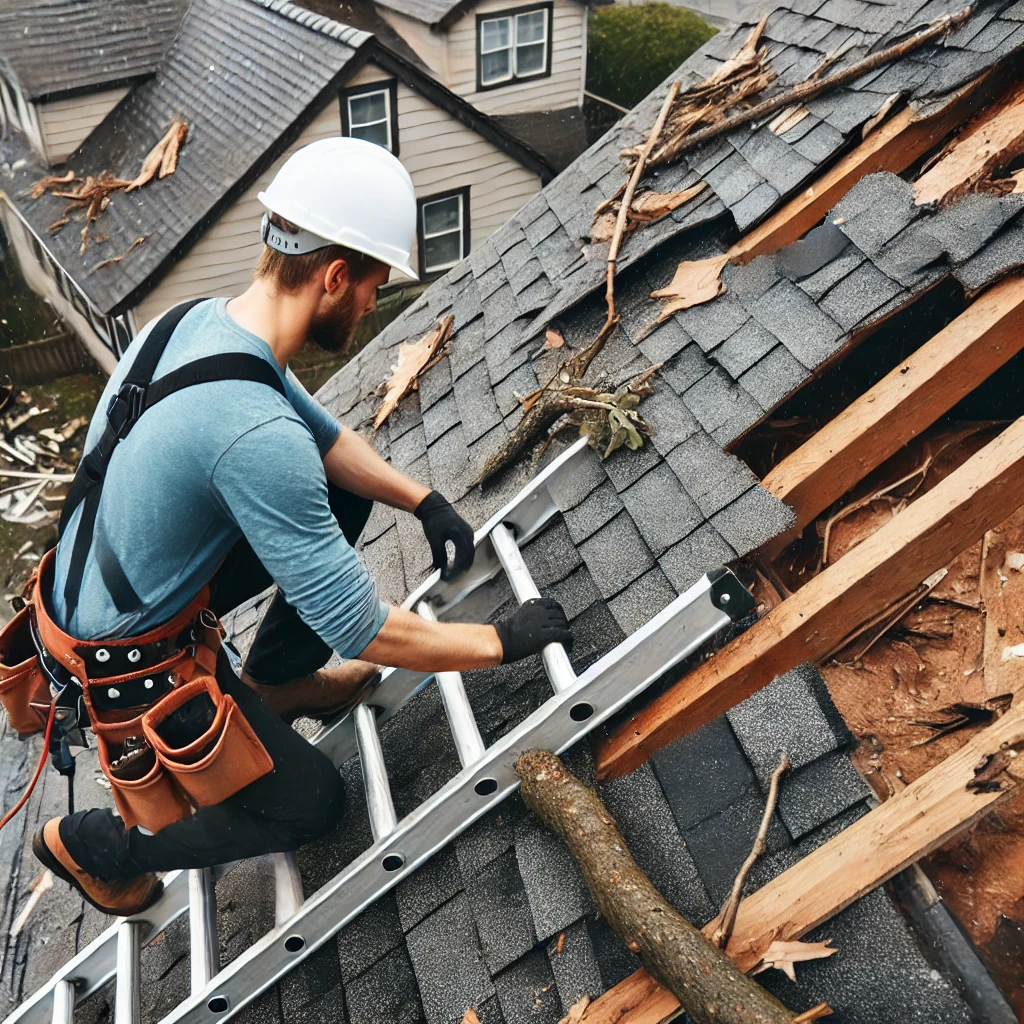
[587,3,716,110]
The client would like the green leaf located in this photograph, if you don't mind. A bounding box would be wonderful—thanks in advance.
[595,392,616,404]
[624,424,644,450]
[618,393,640,410]
[603,427,628,458]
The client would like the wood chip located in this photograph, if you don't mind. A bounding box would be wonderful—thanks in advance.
[793,1004,834,1023]
[462,1010,481,1024]
[861,92,902,138]
[9,871,52,939]
[88,236,145,275]
[556,931,566,954]
[128,119,189,191]
[374,315,454,429]
[544,327,565,350]
[29,170,75,199]
[557,995,590,1024]
[752,939,837,982]
[769,104,810,136]
[628,181,707,222]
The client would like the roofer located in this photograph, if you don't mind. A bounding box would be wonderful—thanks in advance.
[0,138,572,917]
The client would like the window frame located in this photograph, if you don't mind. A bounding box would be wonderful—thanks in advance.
[475,3,553,92]
[417,186,470,280]
[340,79,400,156]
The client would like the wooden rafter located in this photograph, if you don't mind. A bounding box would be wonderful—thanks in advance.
[577,704,1024,1022]
[596,416,1024,779]
[761,272,1024,556]
[914,75,1024,207]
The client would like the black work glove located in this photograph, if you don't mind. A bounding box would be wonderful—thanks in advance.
[495,597,573,664]
[415,490,475,582]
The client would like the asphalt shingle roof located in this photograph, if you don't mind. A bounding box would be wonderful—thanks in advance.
[0,0,188,100]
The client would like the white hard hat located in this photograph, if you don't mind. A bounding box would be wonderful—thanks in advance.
[258,137,418,280]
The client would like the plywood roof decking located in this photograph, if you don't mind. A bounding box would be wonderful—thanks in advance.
[0,0,189,101]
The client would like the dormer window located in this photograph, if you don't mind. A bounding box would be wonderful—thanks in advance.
[477,5,551,89]
[341,80,399,155]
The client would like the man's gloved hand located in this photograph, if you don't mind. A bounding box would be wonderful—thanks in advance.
[495,598,573,664]
[415,490,474,582]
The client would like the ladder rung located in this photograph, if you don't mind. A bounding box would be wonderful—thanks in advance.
[416,601,486,768]
[489,523,577,694]
[187,869,218,994]
[353,703,397,841]
[50,980,74,1024]
[114,921,142,1024]
[272,853,304,928]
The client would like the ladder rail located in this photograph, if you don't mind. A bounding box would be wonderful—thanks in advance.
[188,870,218,994]
[353,704,397,841]
[50,982,74,1024]
[114,922,142,1024]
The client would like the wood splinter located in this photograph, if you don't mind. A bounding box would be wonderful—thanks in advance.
[514,749,826,1024]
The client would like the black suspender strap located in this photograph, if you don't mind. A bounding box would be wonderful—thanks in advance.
[60,300,289,621]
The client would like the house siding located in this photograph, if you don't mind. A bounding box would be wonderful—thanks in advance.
[36,87,131,165]
[135,65,541,325]
[0,201,119,373]
[379,0,586,115]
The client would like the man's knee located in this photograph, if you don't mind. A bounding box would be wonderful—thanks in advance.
[280,762,346,846]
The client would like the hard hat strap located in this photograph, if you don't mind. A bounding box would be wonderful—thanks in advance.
[260,213,334,255]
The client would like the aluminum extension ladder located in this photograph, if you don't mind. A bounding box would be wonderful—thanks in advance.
[5,436,753,1024]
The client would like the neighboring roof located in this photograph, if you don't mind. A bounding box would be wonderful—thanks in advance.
[0,0,189,101]
[300,0,432,69]
[492,108,591,174]
[372,0,597,30]
[0,0,553,317]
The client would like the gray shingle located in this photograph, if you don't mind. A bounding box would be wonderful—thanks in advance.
[665,431,758,517]
[797,246,866,301]
[336,894,405,984]
[710,484,795,555]
[562,478,626,545]
[661,522,737,593]
[546,564,603,621]
[658,343,714,396]
[600,440,663,492]
[522,519,584,589]
[740,344,809,411]
[653,716,758,831]
[641,385,701,456]
[620,461,703,555]
[360,527,408,607]
[683,790,792,904]
[426,423,472,501]
[406,894,495,1024]
[493,948,562,1024]
[389,423,427,471]
[777,222,852,280]
[465,849,537,974]
[792,120,846,164]
[454,801,522,877]
[713,318,780,379]
[747,279,846,369]
[345,944,424,1024]
[493,362,539,416]
[819,258,903,330]
[577,510,656,599]
[600,763,716,924]
[777,752,872,840]
[448,318,488,381]
[454,362,503,444]
[637,317,693,364]
[396,848,463,933]
[726,663,853,785]
[684,368,763,445]
[724,255,782,301]
[677,293,751,352]
[956,216,1024,291]
[735,126,817,194]
[483,284,523,341]
[607,565,678,633]
[546,920,603,1015]
[422,392,460,445]
[705,150,765,209]
[924,192,1024,265]
[546,446,607,512]
[515,817,594,942]
[731,181,782,232]
[832,172,917,256]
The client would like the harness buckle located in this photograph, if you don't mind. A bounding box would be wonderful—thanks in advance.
[106,382,147,440]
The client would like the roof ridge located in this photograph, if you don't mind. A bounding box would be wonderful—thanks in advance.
[247,0,372,47]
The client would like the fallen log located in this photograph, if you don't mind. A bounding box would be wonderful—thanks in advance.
[514,750,807,1024]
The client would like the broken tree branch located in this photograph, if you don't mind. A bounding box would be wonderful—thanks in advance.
[657,8,969,164]
[605,80,681,322]
[514,750,808,1024]
[713,753,790,951]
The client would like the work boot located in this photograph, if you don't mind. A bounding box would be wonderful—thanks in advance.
[32,818,163,916]
[246,660,381,724]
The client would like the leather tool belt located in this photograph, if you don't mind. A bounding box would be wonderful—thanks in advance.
[0,550,273,833]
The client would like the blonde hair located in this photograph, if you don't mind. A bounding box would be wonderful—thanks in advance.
[254,213,380,292]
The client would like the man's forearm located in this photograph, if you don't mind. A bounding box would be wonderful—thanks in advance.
[358,607,503,671]
[323,427,429,513]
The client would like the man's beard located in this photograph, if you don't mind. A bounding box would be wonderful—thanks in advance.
[307,287,360,354]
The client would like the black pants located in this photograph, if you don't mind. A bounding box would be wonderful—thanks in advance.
[59,488,372,881]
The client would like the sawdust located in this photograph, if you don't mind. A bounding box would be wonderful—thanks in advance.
[769,424,1024,997]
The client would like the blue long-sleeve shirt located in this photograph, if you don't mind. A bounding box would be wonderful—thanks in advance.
[52,298,388,658]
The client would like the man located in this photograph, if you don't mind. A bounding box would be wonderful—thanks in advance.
[31,138,572,916]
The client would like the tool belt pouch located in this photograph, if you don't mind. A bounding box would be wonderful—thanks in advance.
[142,677,273,807]
[0,607,52,736]
[96,722,194,834]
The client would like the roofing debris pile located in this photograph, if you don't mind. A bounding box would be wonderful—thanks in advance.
[27,117,188,267]
[0,382,84,544]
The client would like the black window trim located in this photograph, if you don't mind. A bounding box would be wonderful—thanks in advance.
[340,78,400,157]
[417,186,471,281]
[475,2,553,92]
